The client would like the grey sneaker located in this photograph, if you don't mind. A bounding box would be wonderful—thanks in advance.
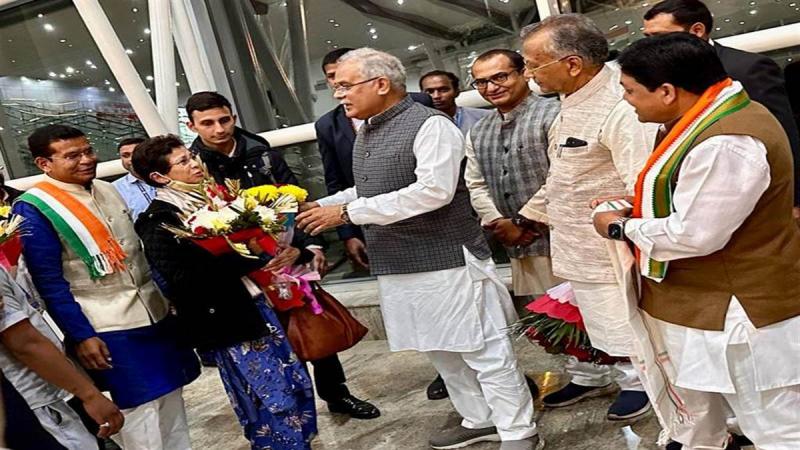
[429,425,501,449]
[500,435,545,450]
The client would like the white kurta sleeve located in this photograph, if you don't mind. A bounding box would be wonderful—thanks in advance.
[315,187,358,207]
[464,130,503,225]
[600,100,657,193]
[625,135,771,261]
[346,115,465,226]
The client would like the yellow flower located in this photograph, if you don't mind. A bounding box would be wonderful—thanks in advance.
[244,185,279,203]
[0,206,10,218]
[277,185,308,202]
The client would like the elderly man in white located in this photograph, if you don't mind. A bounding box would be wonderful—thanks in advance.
[297,48,540,450]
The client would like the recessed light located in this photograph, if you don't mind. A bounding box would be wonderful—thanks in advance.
[146,75,154,81]
[37,13,43,18]
[229,69,235,74]
[175,82,180,87]
[59,73,66,78]
[132,7,138,12]
[144,28,150,34]
[397,0,404,4]
[328,19,335,23]
[371,34,378,39]
[139,38,145,42]
[108,87,116,92]
[65,66,75,73]
[739,21,745,25]
[749,9,757,14]
[624,20,632,25]
[333,23,340,27]
[59,39,67,43]
[104,80,111,85]
[85,60,93,65]
[715,27,721,31]
[408,45,417,51]
[724,18,731,22]
[125,49,133,54]
[43,23,54,32]
[49,72,57,77]
[369,27,377,34]
[326,40,332,44]
[146,88,152,93]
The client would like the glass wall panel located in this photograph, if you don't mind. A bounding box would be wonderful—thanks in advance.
[0,0,189,179]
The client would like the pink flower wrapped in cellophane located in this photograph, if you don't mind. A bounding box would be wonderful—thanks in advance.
[266,265,323,314]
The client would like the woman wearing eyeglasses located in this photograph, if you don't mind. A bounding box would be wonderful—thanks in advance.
[133,135,317,450]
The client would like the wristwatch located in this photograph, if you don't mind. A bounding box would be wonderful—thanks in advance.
[608,217,630,241]
[512,214,539,231]
[340,204,351,224]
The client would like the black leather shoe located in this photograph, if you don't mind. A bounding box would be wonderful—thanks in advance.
[427,375,448,400]
[327,395,381,419]
[525,375,540,400]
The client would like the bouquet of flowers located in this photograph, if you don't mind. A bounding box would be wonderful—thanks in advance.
[0,205,25,270]
[507,282,623,365]
[163,174,321,313]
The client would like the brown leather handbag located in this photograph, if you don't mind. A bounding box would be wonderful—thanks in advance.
[281,283,368,362]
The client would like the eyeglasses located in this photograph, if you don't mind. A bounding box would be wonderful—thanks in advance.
[171,155,195,168]
[470,70,519,90]
[333,77,381,93]
[524,55,580,73]
[48,147,96,163]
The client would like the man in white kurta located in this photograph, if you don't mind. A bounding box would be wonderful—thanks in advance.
[297,48,539,450]
[595,33,800,450]
[519,14,656,420]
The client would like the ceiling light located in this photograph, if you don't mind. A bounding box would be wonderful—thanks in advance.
[132,7,138,12]
[138,38,144,42]
[749,0,756,4]
[146,88,152,93]
[146,75,154,81]
[790,2,797,6]
[328,19,335,23]
[104,79,111,85]
[624,20,632,24]
[788,57,794,62]
[37,13,43,18]
[408,45,417,51]
[739,21,745,25]
[724,18,731,22]
[397,0,404,4]
[333,23,340,27]
[229,69,236,74]
[43,23,54,32]
[498,0,510,3]
[325,40,332,44]
[366,22,372,26]
[333,45,339,49]
[108,87,116,92]
[48,72,57,77]
[369,27,377,33]
[59,73,66,78]
[65,66,75,73]
[371,34,378,39]
[715,27,721,31]
[125,49,133,54]
[59,39,67,43]
[749,9,757,14]
[85,60,93,66]
[175,82,180,87]
[144,28,150,34]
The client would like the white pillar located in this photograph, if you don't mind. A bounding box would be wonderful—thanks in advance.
[72,0,168,136]
[171,0,213,93]
[149,0,179,134]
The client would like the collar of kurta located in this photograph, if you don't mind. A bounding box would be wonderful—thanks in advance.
[366,95,415,128]
[43,175,94,194]
[560,65,614,109]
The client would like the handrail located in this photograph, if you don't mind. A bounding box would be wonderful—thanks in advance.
[7,22,800,190]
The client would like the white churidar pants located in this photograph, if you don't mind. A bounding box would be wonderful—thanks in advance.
[565,280,645,391]
[34,400,99,450]
[112,388,192,450]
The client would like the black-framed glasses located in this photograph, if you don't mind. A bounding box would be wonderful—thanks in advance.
[470,70,519,90]
[333,77,381,93]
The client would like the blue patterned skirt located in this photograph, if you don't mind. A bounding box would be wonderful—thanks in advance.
[212,298,317,450]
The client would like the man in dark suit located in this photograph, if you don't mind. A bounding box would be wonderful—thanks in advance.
[643,0,800,220]
[315,49,455,400]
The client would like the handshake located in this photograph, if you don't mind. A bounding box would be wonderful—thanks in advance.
[484,216,545,247]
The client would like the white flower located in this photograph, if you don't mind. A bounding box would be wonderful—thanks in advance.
[253,205,277,224]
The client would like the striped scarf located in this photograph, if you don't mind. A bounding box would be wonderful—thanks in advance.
[19,181,127,279]
[633,78,749,281]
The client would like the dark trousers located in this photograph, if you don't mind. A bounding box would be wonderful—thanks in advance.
[310,353,349,403]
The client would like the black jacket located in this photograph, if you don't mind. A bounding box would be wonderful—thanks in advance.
[190,127,298,189]
[191,126,323,248]
[715,43,800,204]
[135,200,312,351]
[314,92,433,240]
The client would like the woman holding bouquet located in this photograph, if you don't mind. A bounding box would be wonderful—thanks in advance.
[131,135,317,450]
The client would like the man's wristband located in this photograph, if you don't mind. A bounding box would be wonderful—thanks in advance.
[340,204,351,224]
[512,215,539,230]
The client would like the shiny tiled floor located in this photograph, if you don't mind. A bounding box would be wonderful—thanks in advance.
[184,339,663,450]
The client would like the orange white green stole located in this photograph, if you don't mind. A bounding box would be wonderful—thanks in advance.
[19,181,127,279]
[632,78,749,281]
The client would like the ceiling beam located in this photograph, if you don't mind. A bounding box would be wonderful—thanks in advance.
[342,0,462,42]
[429,0,514,34]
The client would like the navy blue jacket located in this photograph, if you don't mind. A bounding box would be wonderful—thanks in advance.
[314,92,433,241]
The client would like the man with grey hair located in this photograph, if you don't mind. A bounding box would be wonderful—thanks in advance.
[517,14,657,421]
[297,48,541,450]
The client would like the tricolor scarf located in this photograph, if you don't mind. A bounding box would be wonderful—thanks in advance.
[633,78,750,281]
[19,181,127,279]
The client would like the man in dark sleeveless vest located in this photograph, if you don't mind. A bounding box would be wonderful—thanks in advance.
[594,33,800,449]
[297,48,541,450]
